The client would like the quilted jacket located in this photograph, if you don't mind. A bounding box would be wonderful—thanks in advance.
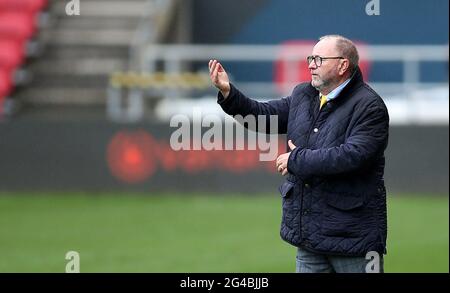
[218,67,389,256]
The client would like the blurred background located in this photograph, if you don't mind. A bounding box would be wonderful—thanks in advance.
[0,0,448,272]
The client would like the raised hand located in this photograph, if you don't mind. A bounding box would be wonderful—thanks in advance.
[208,59,231,98]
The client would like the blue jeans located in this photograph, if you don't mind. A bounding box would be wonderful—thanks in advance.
[295,246,384,273]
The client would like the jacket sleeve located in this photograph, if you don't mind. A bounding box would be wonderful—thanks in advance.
[218,83,292,134]
[287,100,389,177]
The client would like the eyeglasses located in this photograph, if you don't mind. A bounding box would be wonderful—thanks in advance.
[307,55,344,67]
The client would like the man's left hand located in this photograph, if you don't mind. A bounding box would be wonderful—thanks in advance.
[276,140,296,176]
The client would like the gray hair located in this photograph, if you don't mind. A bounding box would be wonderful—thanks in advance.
[319,35,359,75]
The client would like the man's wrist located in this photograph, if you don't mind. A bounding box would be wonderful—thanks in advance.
[220,83,231,99]
[221,89,230,99]
[217,83,234,104]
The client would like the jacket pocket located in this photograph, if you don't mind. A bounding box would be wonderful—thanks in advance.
[325,193,365,211]
[278,181,294,198]
[321,193,367,237]
[278,180,296,229]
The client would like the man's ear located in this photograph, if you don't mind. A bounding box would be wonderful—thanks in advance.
[339,59,349,76]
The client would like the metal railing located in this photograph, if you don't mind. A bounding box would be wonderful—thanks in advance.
[108,43,448,123]
[138,44,449,98]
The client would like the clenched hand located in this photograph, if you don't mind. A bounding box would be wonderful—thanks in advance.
[276,140,297,176]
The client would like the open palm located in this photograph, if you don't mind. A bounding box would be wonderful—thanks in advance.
[208,59,230,96]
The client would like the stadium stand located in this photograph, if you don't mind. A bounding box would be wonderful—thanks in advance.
[1,0,216,121]
[1,0,447,126]
[5,0,178,117]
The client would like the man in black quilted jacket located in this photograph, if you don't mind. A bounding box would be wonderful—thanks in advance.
[209,35,389,273]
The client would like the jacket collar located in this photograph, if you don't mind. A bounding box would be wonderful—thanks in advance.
[304,66,364,101]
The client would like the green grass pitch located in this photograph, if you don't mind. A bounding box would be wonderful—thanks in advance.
[0,192,448,272]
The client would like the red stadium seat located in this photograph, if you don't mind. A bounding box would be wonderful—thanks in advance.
[274,40,316,94]
[0,0,47,106]
[0,12,36,43]
[0,68,13,100]
[0,40,25,72]
[0,0,48,13]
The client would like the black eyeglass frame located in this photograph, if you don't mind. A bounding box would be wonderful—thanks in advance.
[307,55,345,67]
